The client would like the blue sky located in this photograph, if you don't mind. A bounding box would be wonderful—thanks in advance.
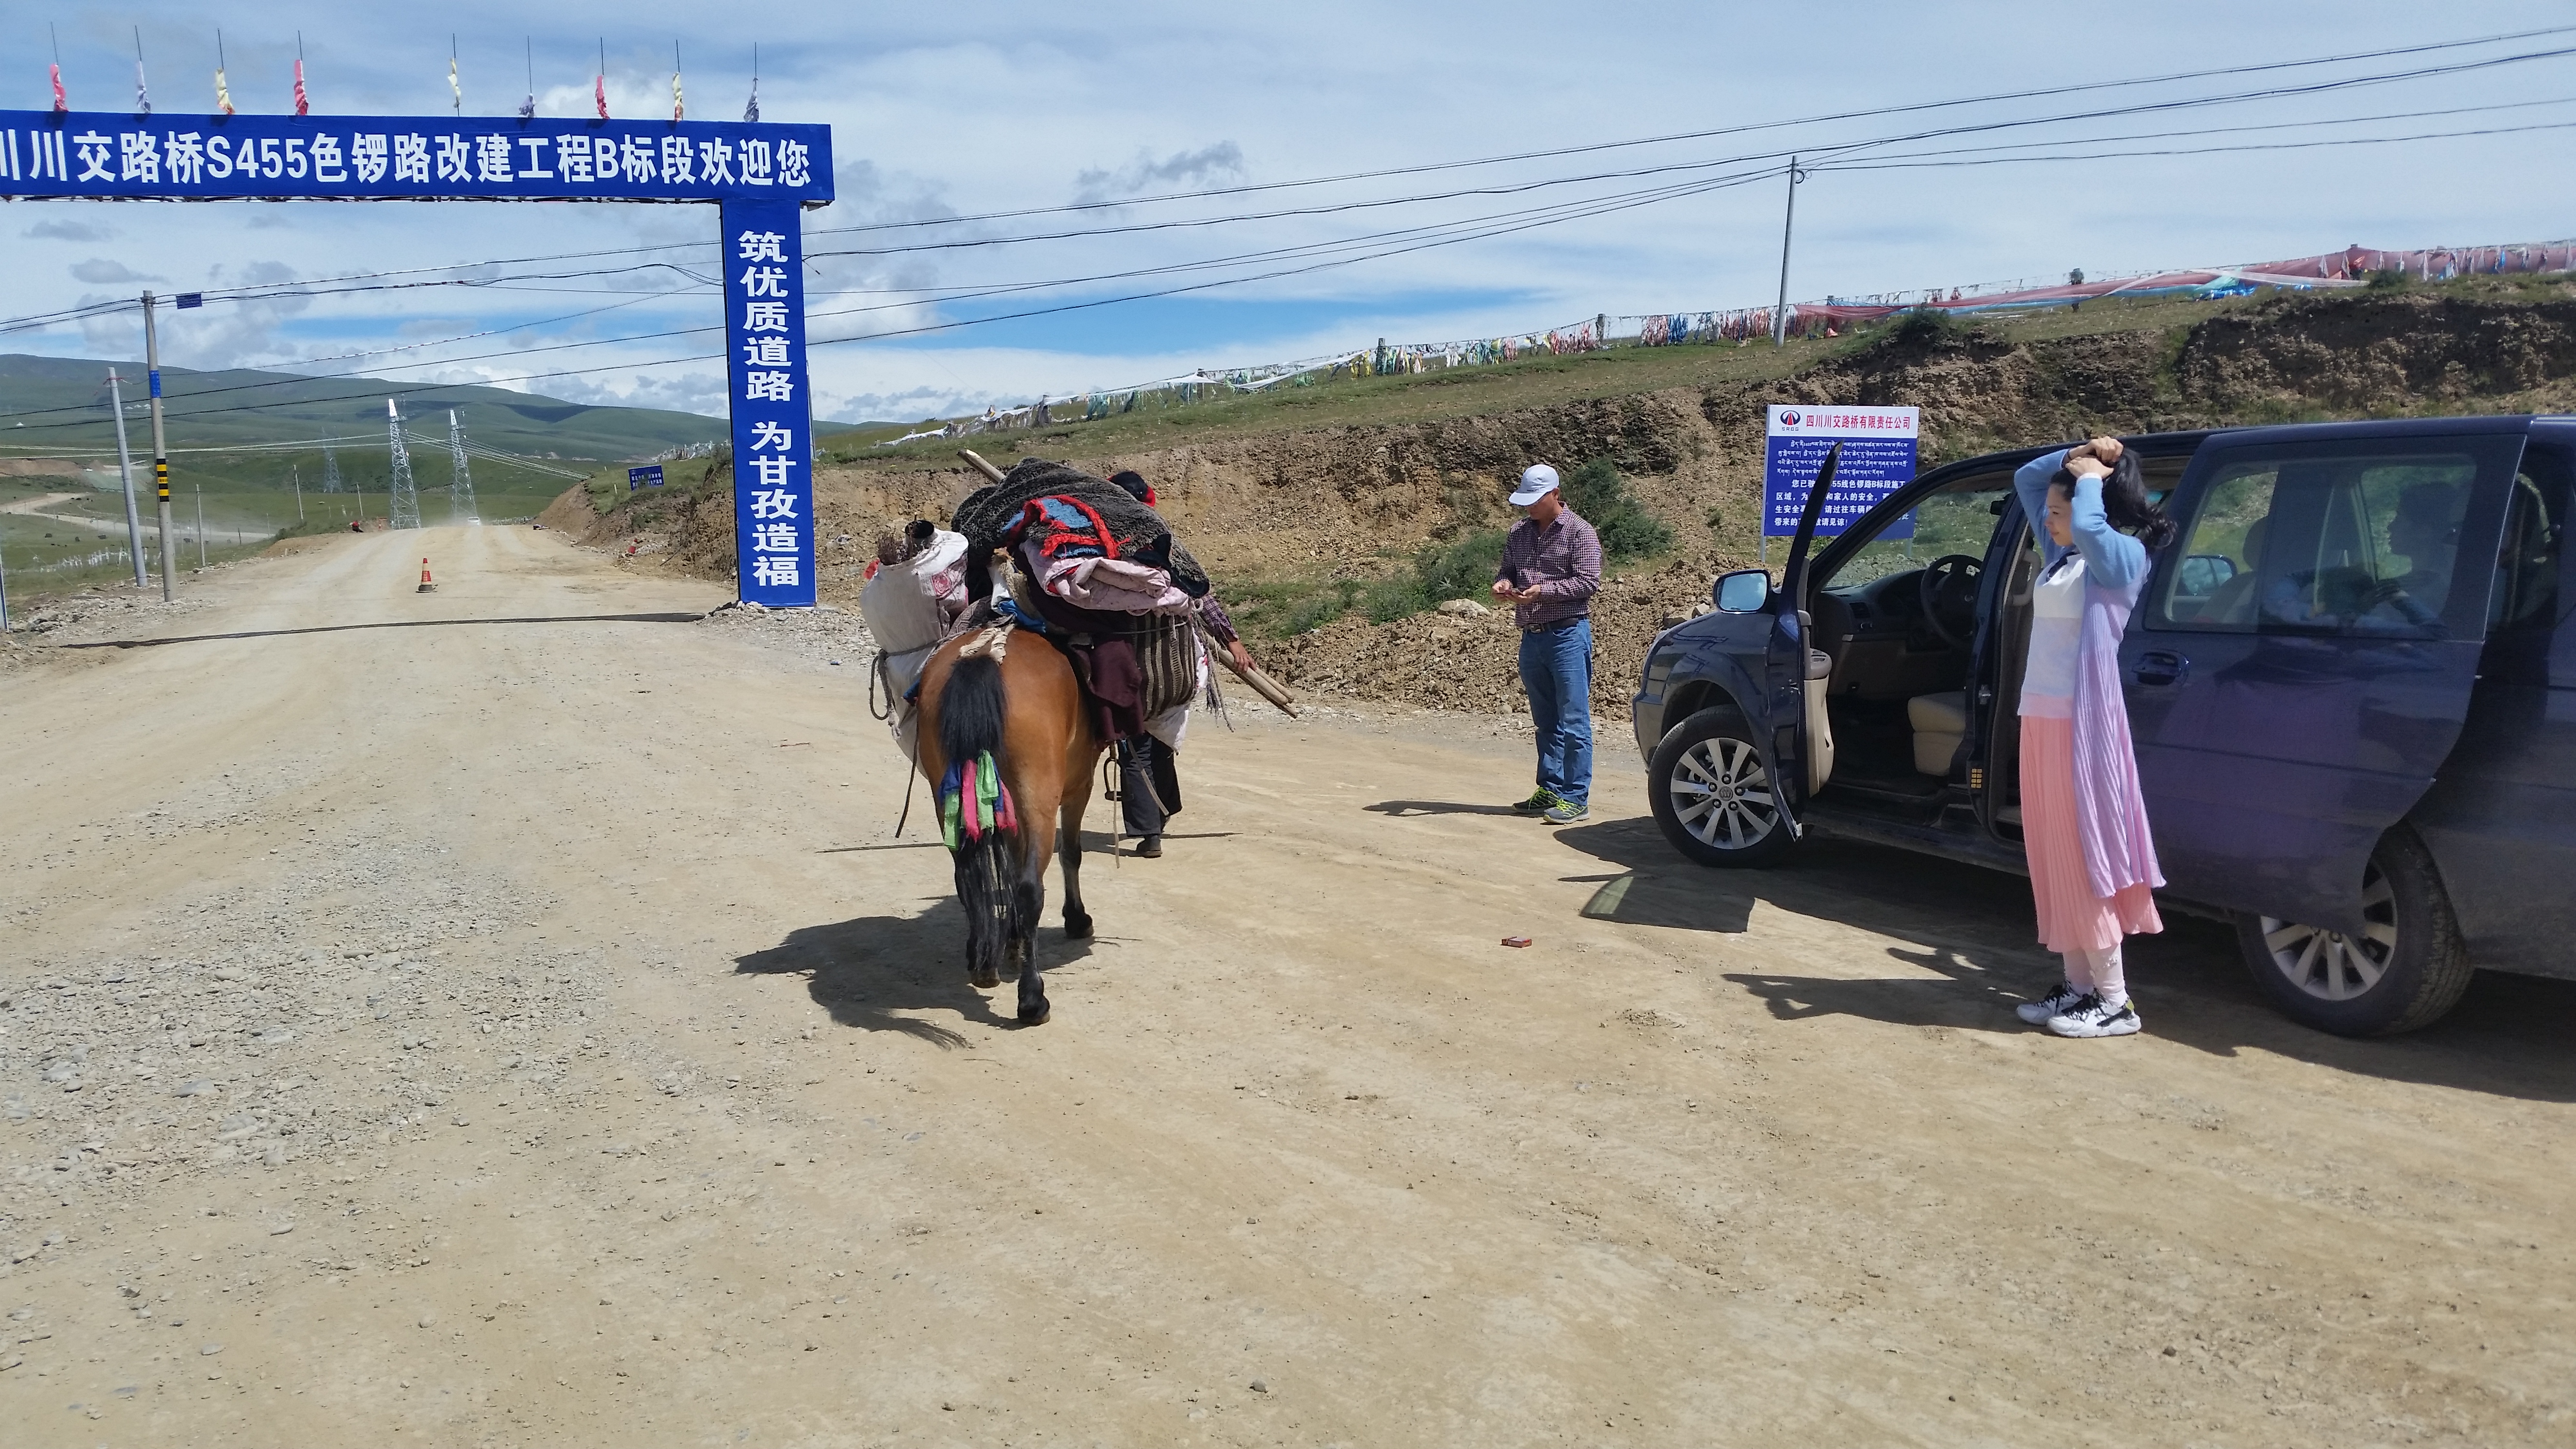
[5,3,2576,425]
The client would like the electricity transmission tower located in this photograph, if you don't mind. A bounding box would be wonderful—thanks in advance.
[320,446,344,493]
[385,399,420,531]
[446,409,479,523]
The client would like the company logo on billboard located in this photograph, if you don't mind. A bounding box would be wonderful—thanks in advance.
[1778,409,1802,427]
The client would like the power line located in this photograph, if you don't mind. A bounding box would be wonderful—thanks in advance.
[12,73,2571,427]
[8,22,2568,322]
[6,109,2574,436]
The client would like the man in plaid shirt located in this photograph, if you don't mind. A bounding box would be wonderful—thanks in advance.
[1491,464,1602,824]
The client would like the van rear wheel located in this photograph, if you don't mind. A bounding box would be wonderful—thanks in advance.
[2235,826,2473,1036]
[1649,709,1795,868]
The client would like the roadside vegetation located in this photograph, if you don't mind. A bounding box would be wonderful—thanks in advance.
[822,273,2576,475]
[1225,457,1675,641]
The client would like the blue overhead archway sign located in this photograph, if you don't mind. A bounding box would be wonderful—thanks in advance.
[1,109,835,606]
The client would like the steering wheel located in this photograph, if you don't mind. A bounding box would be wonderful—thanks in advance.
[1917,554,1984,650]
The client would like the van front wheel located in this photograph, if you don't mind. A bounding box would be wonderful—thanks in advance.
[1649,709,1796,868]
[2235,826,2473,1036]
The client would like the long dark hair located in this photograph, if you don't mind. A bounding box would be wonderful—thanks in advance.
[2052,451,2177,551]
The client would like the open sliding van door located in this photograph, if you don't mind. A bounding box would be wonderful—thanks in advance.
[2120,426,2523,934]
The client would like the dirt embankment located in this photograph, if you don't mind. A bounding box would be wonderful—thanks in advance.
[553,289,2576,712]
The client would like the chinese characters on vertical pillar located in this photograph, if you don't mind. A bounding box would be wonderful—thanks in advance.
[721,198,816,606]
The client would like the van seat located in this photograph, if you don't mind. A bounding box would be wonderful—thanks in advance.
[1907,691,1967,776]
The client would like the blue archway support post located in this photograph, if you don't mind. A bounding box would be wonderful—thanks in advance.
[720,198,815,607]
[1,109,835,606]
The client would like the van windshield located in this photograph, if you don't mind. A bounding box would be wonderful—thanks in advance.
[1825,475,2010,589]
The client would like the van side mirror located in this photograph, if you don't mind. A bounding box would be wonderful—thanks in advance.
[1713,569,1771,613]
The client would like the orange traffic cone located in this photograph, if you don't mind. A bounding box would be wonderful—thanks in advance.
[417,558,436,594]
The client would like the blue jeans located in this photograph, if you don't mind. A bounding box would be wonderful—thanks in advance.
[1518,618,1593,807]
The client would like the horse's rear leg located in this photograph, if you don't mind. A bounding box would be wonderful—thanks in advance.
[1059,753,1097,941]
[1013,816,1053,1026]
[957,841,1007,990]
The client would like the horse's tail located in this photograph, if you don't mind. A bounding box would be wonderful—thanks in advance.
[934,651,1022,982]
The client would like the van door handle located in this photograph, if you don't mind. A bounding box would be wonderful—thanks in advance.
[2133,650,2189,687]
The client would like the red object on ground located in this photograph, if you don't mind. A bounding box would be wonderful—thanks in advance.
[417,558,436,594]
[1502,936,1532,948]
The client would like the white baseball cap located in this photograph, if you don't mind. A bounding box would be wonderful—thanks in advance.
[1509,463,1561,506]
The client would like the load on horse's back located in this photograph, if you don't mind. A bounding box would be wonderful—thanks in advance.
[909,453,1212,1024]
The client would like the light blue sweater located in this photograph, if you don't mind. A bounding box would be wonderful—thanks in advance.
[2013,448,2147,589]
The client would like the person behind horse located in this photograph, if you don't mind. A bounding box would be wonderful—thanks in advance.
[1105,469,1259,858]
[859,518,970,760]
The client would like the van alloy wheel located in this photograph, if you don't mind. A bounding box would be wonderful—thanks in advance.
[2257,862,2397,1001]
[2233,826,2474,1036]
[1648,708,1796,868]
[1672,738,1779,850]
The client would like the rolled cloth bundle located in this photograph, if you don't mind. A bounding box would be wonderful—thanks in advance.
[951,457,1209,599]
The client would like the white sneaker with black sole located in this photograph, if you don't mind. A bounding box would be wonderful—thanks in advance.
[2045,993,2142,1038]
[2015,980,2087,1025]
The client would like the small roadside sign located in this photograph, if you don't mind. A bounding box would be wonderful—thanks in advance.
[1763,405,1919,538]
[628,465,665,491]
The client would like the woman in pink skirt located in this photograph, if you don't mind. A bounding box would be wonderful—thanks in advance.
[2008,435,2176,1038]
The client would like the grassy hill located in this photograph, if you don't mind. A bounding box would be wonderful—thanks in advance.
[0,353,745,466]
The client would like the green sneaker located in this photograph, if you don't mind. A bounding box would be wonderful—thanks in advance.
[1542,798,1590,825]
[1511,789,1561,815]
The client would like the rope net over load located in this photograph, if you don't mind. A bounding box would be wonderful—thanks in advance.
[951,457,1209,599]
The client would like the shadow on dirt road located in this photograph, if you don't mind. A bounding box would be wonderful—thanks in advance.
[1552,815,2576,1104]
[736,896,1097,1046]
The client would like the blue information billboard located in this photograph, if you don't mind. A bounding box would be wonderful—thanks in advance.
[1763,404,1920,539]
[0,111,829,204]
[5,110,834,608]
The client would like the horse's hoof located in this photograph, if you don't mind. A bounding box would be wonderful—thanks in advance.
[968,968,1002,989]
[1064,912,1093,941]
[1017,1004,1051,1027]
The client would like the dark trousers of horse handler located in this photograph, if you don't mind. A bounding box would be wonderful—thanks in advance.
[1492,464,1603,826]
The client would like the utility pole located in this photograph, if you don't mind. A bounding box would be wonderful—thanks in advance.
[446,409,477,522]
[291,463,304,522]
[0,540,11,632]
[106,369,146,586]
[194,480,206,567]
[386,399,420,530]
[1771,156,1806,348]
[144,291,177,600]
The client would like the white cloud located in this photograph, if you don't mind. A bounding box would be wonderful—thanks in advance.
[1073,142,1245,206]
[27,219,115,242]
[5,2,2574,426]
[70,259,162,285]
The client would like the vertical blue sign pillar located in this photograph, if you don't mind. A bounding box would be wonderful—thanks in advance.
[721,199,816,607]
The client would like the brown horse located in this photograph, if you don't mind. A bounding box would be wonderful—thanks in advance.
[913,621,1102,1025]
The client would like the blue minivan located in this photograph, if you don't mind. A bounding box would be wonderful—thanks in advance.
[1630,415,2576,1035]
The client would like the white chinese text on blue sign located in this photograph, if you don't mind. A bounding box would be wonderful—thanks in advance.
[1763,405,1921,539]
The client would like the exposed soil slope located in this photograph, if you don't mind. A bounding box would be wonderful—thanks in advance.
[553,283,2576,712]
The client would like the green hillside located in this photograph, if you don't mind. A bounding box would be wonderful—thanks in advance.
[0,353,735,465]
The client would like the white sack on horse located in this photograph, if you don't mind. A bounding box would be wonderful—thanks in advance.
[860,526,970,758]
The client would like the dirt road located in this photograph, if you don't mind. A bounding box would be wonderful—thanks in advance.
[0,491,138,538]
[3,525,2570,1447]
